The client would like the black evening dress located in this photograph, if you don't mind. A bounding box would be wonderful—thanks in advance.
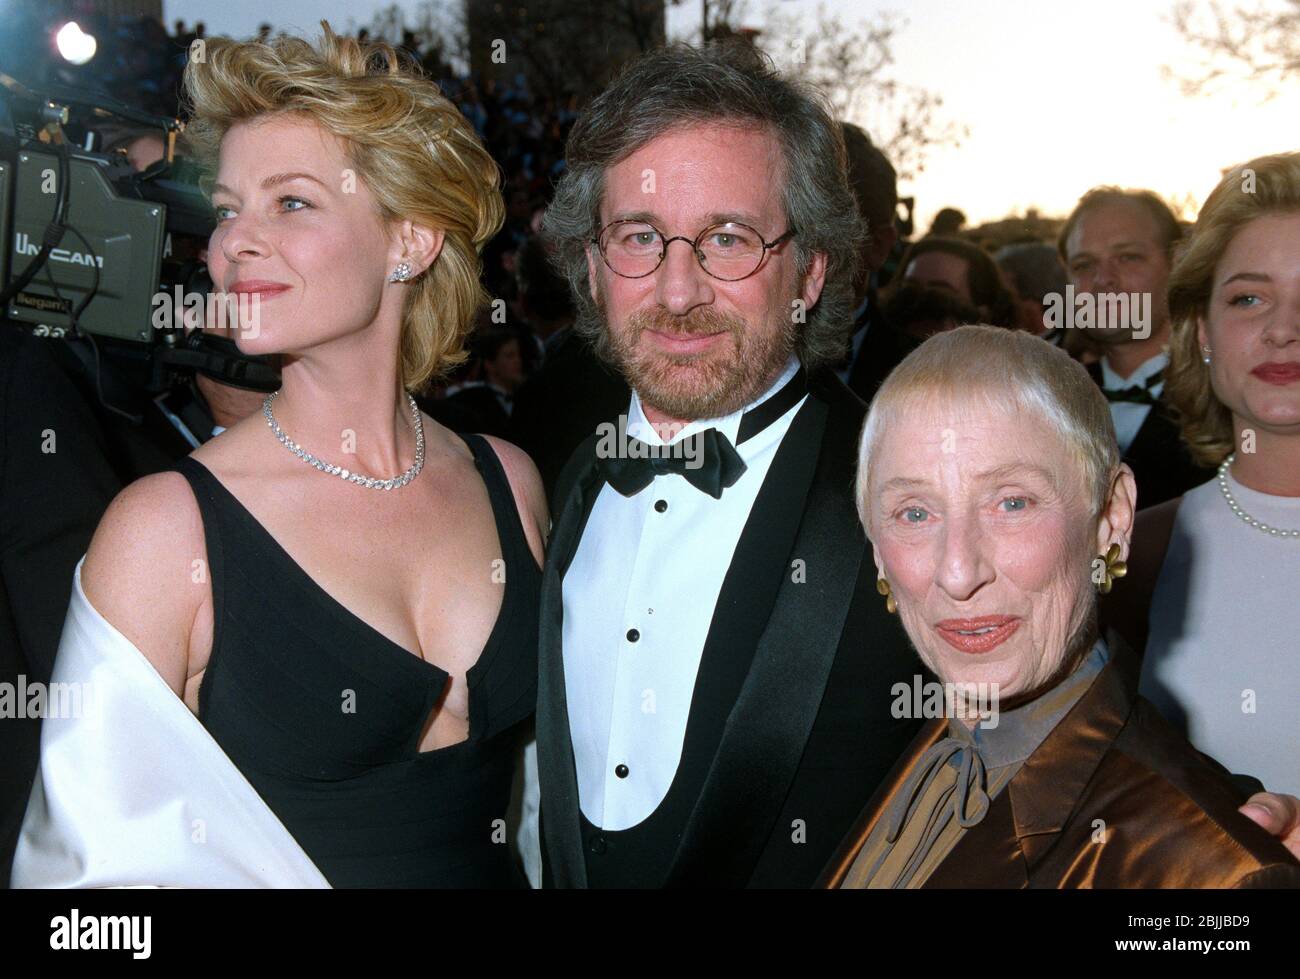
[171,433,540,887]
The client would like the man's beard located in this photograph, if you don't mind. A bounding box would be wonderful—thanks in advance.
[591,294,797,422]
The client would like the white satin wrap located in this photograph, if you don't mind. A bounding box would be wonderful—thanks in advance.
[11,558,330,888]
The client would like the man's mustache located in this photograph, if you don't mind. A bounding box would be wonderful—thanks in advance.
[626,307,745,341]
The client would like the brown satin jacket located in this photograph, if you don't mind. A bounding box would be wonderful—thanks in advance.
[819,645,1300,889]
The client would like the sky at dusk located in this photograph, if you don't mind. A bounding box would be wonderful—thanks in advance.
[162,0,1299,231]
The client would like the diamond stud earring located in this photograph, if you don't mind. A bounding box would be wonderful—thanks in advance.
[389,261,413,282]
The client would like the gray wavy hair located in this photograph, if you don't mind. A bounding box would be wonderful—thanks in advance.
[543,42,865,370]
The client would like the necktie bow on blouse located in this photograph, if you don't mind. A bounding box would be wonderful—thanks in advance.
[871,736,991,888]
[596,428,747,499]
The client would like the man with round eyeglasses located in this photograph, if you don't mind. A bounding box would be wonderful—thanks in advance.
[592,219,797,283]
[535,42,924,888]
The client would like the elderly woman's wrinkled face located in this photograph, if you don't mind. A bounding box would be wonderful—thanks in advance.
[870,397,1100,702]
[207,114,400,354]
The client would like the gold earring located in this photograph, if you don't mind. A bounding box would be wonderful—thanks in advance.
[876,576,897,614]
[1095,543,1127,595]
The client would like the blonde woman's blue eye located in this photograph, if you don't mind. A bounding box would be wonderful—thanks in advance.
[280,196,310,211]
[1000,497,1029,512]
[214,205,233,221]
[903,507,928,523]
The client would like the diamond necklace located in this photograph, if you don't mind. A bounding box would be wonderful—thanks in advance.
[1217,453,1300,539]
[263,390,425,490]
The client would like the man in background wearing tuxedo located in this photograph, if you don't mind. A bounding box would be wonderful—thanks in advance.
[535,43,923,888]
[1059,187,1214,508]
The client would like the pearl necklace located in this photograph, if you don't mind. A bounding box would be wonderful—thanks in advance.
[1217,454,1300,539]
[263,390,425,491]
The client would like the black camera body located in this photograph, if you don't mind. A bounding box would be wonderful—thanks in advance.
[0,75,278,406]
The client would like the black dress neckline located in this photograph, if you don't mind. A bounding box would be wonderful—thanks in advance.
[170,432,542,886]
[179,432,528,754]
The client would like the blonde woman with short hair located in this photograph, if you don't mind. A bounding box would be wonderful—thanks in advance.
[14,23,548,888]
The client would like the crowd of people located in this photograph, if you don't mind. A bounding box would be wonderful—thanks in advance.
[2,16,1297,892]
[29,14,1205,493]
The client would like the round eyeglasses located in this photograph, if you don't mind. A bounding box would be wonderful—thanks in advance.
[592,219,797,282]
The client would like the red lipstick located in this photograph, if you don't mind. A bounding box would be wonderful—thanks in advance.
[1251,362,1300,385]
[227,280,291,299]
[934,616,1021,654]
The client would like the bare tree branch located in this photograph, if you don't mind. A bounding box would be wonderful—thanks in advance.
[759,2,969,181]
[1165,0,1300,99]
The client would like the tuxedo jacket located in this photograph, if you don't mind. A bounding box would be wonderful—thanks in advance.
[536,367,925,888]
[818,639,1300,889]
[1084,361,1213,510]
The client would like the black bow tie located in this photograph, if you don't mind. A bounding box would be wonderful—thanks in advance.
[1103,369,1164,407]
[597,428,746,499]
[595,366,807,499]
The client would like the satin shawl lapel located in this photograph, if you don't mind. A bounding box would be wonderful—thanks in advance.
[923,658,1133,887]
[1006,657,1132,871]
[920,790,1029,888]
[665,374,867,886]
[536,435,604,888]
[819,635,1139,889]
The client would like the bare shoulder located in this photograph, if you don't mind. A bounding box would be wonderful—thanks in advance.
[81,468,208,697]
[479,434,549,562]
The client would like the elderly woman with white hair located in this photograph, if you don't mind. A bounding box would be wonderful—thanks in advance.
[819,325,1299,888]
